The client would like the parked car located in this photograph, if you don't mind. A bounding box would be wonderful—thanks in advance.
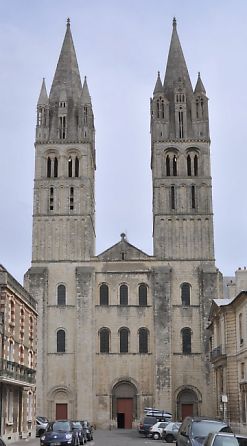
[139,415,172,437]
[149,421,171,440]
[162,421,181,442]
[36,416,49,437]
[176,417,232,446]
[81,421,93,441]
[71,421,87,444]
[236,435,247,446]
[40,420,80,446]
[204,432,239,446]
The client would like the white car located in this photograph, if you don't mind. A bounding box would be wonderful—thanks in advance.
[149,421,171,440]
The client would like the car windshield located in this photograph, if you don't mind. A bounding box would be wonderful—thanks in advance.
[49,421,71,432]
[72,422,82,429]
[192,421,229,437]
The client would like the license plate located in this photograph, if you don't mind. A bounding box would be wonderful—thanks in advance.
[50,443,61,445]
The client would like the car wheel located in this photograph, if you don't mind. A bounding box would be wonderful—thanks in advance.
[165,434,174,443]
[153,432,160,440]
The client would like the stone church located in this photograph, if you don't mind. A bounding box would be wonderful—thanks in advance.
[24,18,223,428]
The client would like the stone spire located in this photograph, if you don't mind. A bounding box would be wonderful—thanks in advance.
[153,71,163,95]
[194,72,206,94]
[81,76,92,104]
[37,78,49,105]
[163,18,193,98]
[49,18,82,102]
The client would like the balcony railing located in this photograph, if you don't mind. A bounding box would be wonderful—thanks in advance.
[0,358,36,385]
[210,345,226,362]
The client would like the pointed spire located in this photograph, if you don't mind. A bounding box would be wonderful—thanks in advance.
[37,78,48,105]
[194,72,206,94]
[164,18,193,97]
[49,19,82,102]
[153,71,163,95]
[81,76,92,104]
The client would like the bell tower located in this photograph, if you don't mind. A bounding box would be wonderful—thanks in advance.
[151,18,213,261]
[33,18,95,263]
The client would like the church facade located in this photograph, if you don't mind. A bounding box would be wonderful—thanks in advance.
[24,19,222,428]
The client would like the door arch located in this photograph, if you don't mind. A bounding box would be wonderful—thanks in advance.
[112,381,137,428]
[176,386,201,420]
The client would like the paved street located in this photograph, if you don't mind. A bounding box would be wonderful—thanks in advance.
[7,430,173,446]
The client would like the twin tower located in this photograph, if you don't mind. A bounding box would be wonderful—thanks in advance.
[25,19,220,427]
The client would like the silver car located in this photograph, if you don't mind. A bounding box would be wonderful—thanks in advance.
[162,421,182,442]
[36,416,49,437]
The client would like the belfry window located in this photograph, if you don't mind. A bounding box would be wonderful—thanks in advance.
[171,186,175,210]
[49,187,54,211]
[178,109,184,138]
[54,157,58,177]
[191,185,196,209]
[59,116,66,140]
[187,155,191,176]
[139,284,147,306]
[166,156,170,176]
[194,155,198,176]
[84,106,88,124]
[75,157,79,177]
[68,157,72,177]
[47,157,51,177]
[173,155,177,176]
[69,187,74,210]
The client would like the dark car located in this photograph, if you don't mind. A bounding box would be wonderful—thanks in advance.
[71,421,87,445]
[139,414,172,437]
[236,435,247,446]
[176,417,232,446]
[40,420,80,446]
[81,421,93,441]
[204,432,239,446]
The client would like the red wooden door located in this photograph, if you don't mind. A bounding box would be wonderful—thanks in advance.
[56,403,68,419]
[117,399,133,428]
[181,404,193,420]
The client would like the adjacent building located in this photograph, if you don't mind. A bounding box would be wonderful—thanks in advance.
[24,19,223,427]
[0,265,37,441]
[209,268,247,432]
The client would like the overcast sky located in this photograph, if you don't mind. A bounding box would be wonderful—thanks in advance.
[0,0,246,284]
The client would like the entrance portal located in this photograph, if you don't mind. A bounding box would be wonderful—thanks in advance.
[177,388,200,420]
[112,381,137,428]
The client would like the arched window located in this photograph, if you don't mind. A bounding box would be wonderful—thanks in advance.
[187,155,191,176]
[49,187,54,211]
[139,284,147,306]
[181,283,191,306]
[99,328,110,353]
[181,327,192,354]
[69,187,74,210]
[120,285,128,306]
[68,157,72,177]
[57,329,65,353]
[166,156,170,176]
[75,157,79,177]
[28,350,33,368]
[54,157,58,177]
[100,284,109,305]
[57,284,66,306]
[47,157,51,177]
[119,328,129,353]
[173,155,177,176]
[19,345,24,364]
[194,155,198,176]
[171,186,175,210]
[139,328,148,353]
[191,185,196,209]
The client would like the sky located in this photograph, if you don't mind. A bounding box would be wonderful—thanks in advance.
[0,0,246,284]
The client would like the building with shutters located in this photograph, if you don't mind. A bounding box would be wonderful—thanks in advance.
[24,18,223,428]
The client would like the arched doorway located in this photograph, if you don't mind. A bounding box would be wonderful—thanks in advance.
[176,387,200,420]
[47,386,74,420]
[112,381,137,428]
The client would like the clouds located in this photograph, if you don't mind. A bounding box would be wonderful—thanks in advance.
[0,0,246,282]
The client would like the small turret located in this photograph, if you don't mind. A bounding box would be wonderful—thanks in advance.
[36,78,49,142]
[151,72,169,142]
[192,72,209,139]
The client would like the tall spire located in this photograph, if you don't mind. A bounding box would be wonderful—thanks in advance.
[153,71,163,95]
[194,72,206,94]
[81,76,92,104]
[49,19,82,102]
[163,18,193,98]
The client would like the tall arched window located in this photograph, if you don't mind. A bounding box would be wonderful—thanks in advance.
[181,327,192,354]
[47,157,51,177]
[99,328,110,353]
[120,285,128,306]
[173,155,177,176]
[171,186,175,210]
[75,157,79,177]
[68,157,72,177]
[181,283,191,306]
[139,328,148,353]
[54,157,58,177]
[187,155,191,176]
[191,185,196,209]
[194,155,198,176]
[166,156,170,176]
[119,328,129,353]
[100,284,109,305]
[57,284,66,306]
[57,329,65,353]
[139,284,147,306]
